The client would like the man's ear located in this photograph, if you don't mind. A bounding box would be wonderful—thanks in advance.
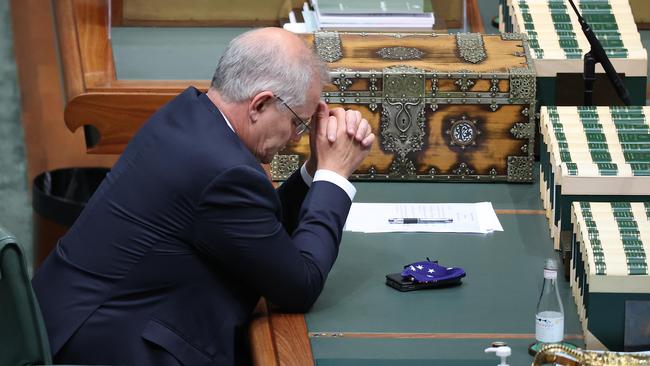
[248,91,275,123]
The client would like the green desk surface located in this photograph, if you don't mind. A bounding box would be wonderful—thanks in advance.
[306,171,581,365]
[351,161,543,209]
[312,339,540,366]
[352,180,542,209]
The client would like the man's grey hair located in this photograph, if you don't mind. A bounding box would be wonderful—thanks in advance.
[211,31,329,108]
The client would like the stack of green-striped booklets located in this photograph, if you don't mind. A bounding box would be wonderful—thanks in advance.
[570,201,650,350]
[540,106,650,251]
[500,0,647,105]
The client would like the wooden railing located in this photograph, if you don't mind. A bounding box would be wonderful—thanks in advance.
[55,0,205,154]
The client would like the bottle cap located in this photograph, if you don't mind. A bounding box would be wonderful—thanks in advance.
[544,258,558,270]
[543,258,559,279]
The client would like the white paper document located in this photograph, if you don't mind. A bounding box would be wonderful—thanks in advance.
[344,202,503,234]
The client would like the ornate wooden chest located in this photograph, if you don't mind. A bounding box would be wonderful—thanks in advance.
[271,31,537,182]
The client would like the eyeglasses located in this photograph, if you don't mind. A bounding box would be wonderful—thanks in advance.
[274,95,310,135]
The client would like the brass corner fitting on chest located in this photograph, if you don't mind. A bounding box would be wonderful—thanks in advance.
[455,33,487,64]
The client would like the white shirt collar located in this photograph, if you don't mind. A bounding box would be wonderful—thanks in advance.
[218,109,235,132]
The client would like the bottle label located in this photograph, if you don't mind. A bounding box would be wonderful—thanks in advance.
[543,269,557,279]
[535,311,564,343]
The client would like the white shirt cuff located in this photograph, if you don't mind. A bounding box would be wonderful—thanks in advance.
[314,170,356,201]
[300,163,356,201]
[300,163,314,186]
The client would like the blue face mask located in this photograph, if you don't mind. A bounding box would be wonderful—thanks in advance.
[400,259,466,283]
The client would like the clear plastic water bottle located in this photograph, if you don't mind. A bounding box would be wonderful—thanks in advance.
[535,258,564,344]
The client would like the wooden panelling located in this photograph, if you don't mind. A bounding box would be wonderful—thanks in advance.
[306,332,583,340]
[270,312,314,366]
[250,300,280,366]
[107,0,465,29]
[109,0,124,27]
[65,93,177,153]
[630,0,650,27]
[432,0,463,29]
[73,0,116,87]
[55,0,193,152]
[467,0,485,33]
[10,0,116,185]
[114,0,291,27]
[55,0,86,99]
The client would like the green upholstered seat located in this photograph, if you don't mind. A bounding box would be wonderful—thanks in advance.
[0,225,52,366]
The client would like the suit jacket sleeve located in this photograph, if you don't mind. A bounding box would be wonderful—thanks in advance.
[275,168,309,235]
[192,165,351,312]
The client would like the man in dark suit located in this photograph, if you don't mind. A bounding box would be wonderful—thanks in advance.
[32,28,374,366]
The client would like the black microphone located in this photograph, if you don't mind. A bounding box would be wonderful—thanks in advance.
[567,0,631,106]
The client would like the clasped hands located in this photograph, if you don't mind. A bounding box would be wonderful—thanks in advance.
[305,101,375,178]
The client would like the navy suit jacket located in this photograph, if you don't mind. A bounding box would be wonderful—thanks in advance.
[32,87,352,366]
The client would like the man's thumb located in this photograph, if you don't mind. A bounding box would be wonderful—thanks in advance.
[313,101,329,134]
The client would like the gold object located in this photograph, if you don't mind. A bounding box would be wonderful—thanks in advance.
[532,344,650,366]
[269,154,300,181]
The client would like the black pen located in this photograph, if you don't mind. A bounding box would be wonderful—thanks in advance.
[388,218,453,224]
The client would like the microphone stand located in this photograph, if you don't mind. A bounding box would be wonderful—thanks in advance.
[567,0,631,106]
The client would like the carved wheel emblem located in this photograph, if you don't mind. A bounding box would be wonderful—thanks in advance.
[453,123,474,143]
[446,115,480,149]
